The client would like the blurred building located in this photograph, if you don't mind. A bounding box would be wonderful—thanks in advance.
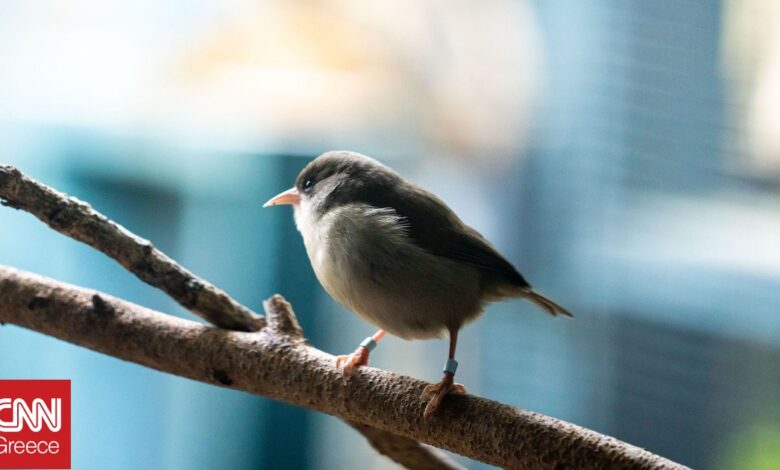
[0,1,778,469]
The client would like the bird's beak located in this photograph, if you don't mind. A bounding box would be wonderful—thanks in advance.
[263,187,301,207]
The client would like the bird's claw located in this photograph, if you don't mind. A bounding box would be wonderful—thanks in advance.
[335,346,370,377]
[421,372,467,417]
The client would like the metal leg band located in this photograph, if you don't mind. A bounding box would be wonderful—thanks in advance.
[443,358,458,375]
[359,337,377,352]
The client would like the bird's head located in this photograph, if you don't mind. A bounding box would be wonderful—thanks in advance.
[263,151,399,221]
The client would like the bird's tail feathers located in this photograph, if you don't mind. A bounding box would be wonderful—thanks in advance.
[522,289,573,318]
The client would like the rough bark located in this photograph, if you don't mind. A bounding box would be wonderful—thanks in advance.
[0,267,688,469]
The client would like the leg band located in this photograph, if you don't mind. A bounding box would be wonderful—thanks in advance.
[359,336,377,352]
[443,358,458,375]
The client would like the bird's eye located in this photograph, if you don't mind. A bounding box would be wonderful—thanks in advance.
[303,179,313,190]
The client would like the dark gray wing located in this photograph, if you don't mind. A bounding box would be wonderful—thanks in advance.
[353,181,530,288]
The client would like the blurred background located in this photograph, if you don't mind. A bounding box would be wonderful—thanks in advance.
[1,1,779,468]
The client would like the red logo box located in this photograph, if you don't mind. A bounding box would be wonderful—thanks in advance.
[0,380,70,469]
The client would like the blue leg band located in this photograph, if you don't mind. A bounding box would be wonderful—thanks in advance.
[359,337,377,352]
[443,358,458,375]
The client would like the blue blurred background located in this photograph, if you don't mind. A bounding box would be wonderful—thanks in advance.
[1,1,779,469]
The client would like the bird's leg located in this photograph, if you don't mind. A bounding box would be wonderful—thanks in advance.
[421,327,467,417]
[336,329,385,376]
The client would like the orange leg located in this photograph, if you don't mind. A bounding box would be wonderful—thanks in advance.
[421,327,467,417]
[335,330,385,376]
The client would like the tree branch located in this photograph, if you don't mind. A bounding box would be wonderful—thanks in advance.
[0,165,263,332]
[0,266,688,469]
[0,165,688,469]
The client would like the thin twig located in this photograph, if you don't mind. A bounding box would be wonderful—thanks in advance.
[264,294,305,339]
[0,266,689,469]
[0,165,263,331]
[348,421,465,470]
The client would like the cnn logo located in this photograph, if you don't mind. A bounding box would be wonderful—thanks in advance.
[0,398,61,432]
[0,380,70,469]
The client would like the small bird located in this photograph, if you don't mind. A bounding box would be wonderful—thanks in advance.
[264,151,570,416]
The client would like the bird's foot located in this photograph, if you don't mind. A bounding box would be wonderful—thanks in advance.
[335,346,370,377]
[421,372,467,417]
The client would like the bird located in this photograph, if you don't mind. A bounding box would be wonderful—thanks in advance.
[264,151,571,417]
